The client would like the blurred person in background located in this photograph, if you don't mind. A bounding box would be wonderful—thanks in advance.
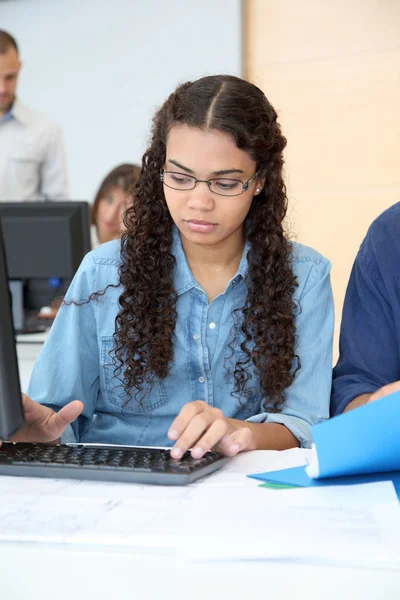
[37,163,141,323]
[36,163,141,322]
[91,163,141,247]
[0,30,69,201]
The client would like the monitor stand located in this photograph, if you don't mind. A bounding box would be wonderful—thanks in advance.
[8,280,51,335]
[8,280,24,332]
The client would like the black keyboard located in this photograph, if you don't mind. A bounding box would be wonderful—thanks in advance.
[0,443,229,485]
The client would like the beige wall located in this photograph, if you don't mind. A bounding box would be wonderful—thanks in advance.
[244,0,400,359]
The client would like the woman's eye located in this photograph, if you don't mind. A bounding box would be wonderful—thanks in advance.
[170,173,191,184]
[215,180,240,190]
[102,196,114,205]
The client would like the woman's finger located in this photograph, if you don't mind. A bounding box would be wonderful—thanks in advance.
[168,400,206,441]
[214,426,253,457]
[41,400,83,441]
[190,418,229,458]
[170,409,216,459]
[45,400,84,440]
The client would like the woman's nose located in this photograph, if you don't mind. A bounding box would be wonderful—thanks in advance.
[187,182,215,211]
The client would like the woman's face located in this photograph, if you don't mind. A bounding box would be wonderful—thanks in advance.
[96,186,130,244]
[163,124,263,252]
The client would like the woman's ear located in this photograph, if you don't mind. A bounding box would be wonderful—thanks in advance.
[254,177,266,195]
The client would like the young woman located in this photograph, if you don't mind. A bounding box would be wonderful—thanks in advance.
[13,75,333,458]
[91,163,141,247]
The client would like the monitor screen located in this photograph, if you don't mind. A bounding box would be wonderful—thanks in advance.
[0,202,91,279]
[0,214,24,440]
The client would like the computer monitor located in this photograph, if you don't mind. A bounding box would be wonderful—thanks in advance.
[0,202,91,330]
[1,202,90,279]
[0,213,24,440]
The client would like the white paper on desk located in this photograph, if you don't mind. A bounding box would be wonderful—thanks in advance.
[180,481,400,570]
[0,476,194,551]
[0,450,309,550]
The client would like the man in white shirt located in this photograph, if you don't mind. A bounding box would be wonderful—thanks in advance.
[0,30,69,201]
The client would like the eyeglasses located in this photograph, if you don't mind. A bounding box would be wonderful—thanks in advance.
[160,169,259,197]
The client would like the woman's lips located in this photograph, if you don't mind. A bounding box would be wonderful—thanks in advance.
[185,219,217,233]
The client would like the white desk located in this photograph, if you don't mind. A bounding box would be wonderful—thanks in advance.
[1,449,399,600]
[10,339,400,599]
[1,545,399,600]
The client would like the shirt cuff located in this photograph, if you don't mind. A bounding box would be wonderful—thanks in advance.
[245,412,318,449]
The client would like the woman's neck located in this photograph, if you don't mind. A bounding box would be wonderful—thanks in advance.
[181,229,245,302]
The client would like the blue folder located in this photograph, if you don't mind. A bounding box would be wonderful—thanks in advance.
[249,391,400,498]
[249,466,400,500]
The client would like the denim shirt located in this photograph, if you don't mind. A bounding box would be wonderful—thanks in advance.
[28,228,334,448]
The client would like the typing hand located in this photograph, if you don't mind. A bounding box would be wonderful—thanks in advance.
[368,381,400,403]
[167,400,252,459]
[0,393,83,447]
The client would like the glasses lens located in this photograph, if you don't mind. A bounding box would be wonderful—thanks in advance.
[209,178,243,196]
[163,172,195,190]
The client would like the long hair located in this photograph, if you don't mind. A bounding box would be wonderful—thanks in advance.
[91,163,141,229]
[116,75,299,410]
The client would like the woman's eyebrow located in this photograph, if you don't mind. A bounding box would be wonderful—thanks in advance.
[168,159,244,176]
[168,159,194,173]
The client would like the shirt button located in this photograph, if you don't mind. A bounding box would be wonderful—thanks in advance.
[198,376,205,383]
[209,322,216,329]
[193,334,200,340]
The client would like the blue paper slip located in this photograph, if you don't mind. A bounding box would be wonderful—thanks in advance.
[248,391,400,499]
[309,391,400,478]
[249,466,400,500]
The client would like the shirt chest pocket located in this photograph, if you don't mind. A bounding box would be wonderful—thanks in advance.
[100,336,169,415]
[8,144,41,187]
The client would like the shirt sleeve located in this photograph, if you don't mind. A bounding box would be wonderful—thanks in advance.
[331,234,399,415]
[27,254,99,442]
[40,124,70,200]
[246,258,334,448]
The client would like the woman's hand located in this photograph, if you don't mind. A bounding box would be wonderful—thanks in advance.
[0,393,83,446]
[167,400,253,459]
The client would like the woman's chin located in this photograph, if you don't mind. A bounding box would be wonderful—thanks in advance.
[98,229,119,244]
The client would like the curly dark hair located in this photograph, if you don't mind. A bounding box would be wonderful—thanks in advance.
[112,74,299,411]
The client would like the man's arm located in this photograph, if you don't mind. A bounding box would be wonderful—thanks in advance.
[332,219,400,415]
[344,382,400,412]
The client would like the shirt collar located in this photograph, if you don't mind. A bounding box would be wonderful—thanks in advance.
[0,107,13,124]
[172,226,199,295]
[8,98,32,126]
[172,225,251,296]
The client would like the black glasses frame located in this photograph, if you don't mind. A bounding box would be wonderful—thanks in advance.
[160,169,260,197]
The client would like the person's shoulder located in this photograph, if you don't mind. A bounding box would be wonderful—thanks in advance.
[357,202,400,277]
[76,240,121,275]
[17,101,62,134]
[290,241,331,294]
[290,241,331,269]
[366,202,400,242]
[87,239,122,268]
